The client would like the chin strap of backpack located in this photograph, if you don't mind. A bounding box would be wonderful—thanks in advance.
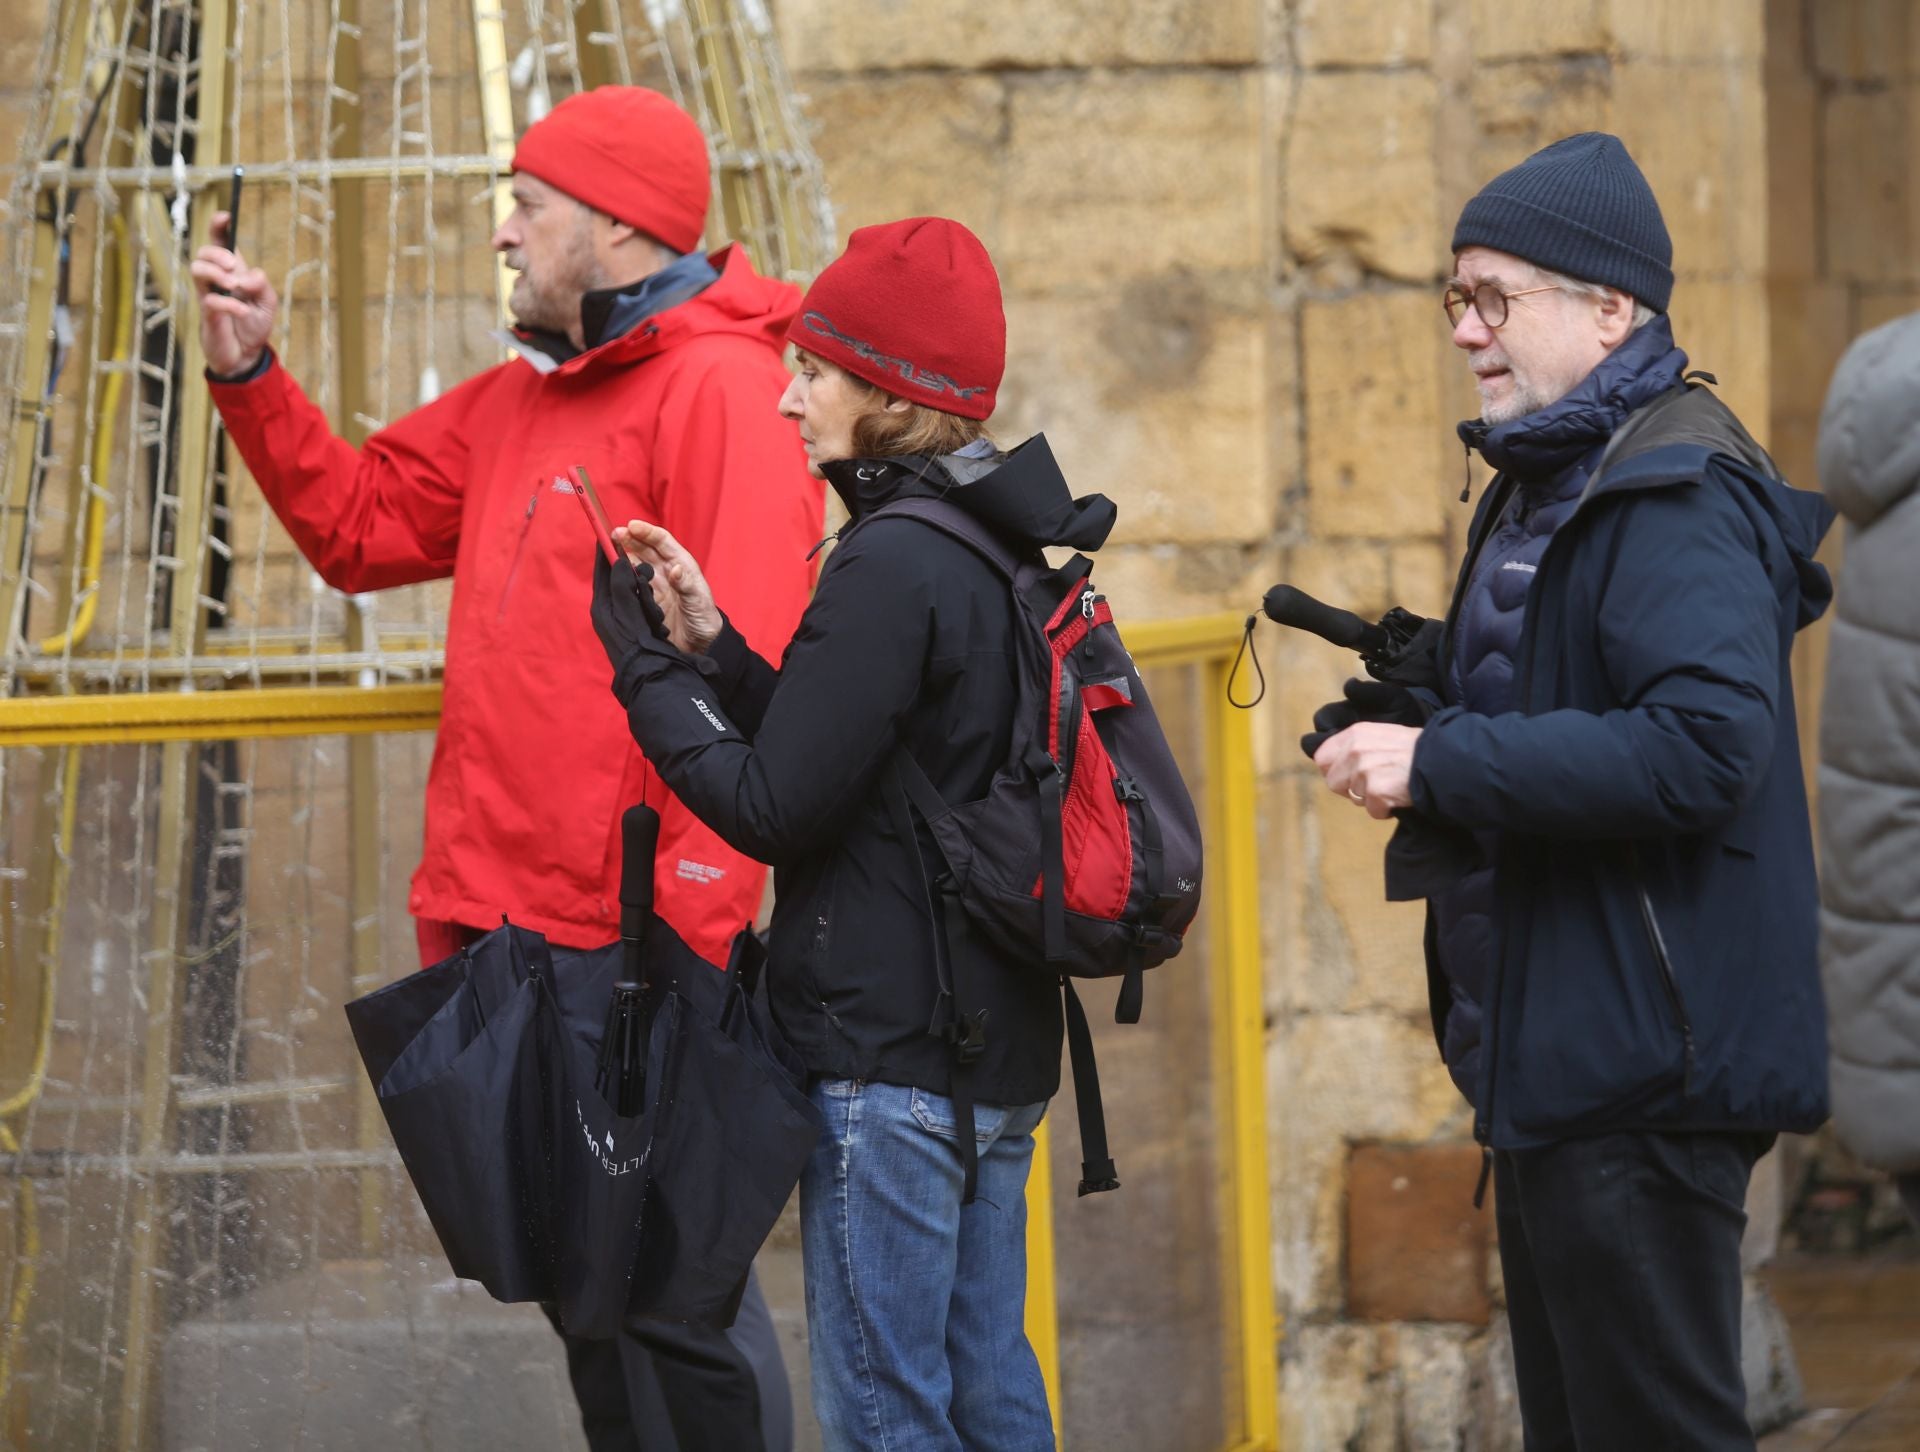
[887,755,989,1203]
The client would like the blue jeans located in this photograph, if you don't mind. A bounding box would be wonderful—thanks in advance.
[800,1078,1054,1452]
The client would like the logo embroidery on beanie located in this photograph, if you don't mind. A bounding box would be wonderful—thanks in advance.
[801,311,988,402]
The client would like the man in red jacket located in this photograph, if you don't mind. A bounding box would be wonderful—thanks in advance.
[190,86,819,1452]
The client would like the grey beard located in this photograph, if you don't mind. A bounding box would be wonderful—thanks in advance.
[1482,377,1557,425]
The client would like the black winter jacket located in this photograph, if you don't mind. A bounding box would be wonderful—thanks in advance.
[1411,378,1835,1150]
[1429,321,1687,1104]
[609,437,1116,1107]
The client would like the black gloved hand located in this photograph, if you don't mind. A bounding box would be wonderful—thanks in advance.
[590,548,667,705]
[1367,613,1445,691]
[1300,677,1431,760]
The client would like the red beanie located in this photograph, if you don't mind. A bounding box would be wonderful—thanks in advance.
[789,218,1005,421]
[511,86,710,254]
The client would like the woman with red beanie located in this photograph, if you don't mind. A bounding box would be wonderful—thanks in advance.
[590,217,1119,1449]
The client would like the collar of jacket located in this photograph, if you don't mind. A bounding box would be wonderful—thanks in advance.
[579,248,720,349]
[1457,313,1689,482]
[817,434,1118,553]
[502,244,790,377]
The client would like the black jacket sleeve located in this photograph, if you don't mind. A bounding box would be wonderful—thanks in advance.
[613,518,935,863]
[702,614,781,737]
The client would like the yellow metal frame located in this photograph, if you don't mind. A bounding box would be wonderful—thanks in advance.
[0,682,444,745]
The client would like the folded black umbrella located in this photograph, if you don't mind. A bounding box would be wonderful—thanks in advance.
[344,923,561,1301]
[551,925,819,1330]
[344,805,822,1339]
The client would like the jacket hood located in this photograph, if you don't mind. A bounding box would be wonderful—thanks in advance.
[1815,309,1920,529]
[1734,464,1836,630]
[1459,314,1689,480]
[510,244,799,375]
[821,434,1117,553]
[1590,387,1838,632]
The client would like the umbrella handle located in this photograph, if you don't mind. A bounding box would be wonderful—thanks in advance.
[620,803,661,979]
[1262,583,1386,654]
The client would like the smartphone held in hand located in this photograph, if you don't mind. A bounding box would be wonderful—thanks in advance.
[569,464,623,567]
[214,166,243,297]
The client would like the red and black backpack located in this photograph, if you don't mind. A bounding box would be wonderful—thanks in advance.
[874,494,1204,1200]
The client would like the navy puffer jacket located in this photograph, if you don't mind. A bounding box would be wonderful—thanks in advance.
[1429,321,1687,1102]
[1412,320,1833,1149]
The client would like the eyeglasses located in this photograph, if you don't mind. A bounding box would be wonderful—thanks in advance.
[1442,281,1563,328]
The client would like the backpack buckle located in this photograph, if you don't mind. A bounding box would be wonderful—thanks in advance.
[948,1008,989,1065]
[1113,776,1144,803]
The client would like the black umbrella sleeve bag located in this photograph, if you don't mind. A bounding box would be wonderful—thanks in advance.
[346,931,557,1303]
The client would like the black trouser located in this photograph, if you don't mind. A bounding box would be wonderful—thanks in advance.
[544,1267,792,1452]
[1494,1130,1774,1452]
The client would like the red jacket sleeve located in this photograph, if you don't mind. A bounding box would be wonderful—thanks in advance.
[644,349,823,962]
[209,354,488,592]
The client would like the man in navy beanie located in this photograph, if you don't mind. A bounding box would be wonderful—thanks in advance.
[1313,133,1835,1447]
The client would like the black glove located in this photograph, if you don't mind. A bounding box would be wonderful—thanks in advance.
[1300,677,1431,760]
[1366,613,1445,691]
[590,549,668,705]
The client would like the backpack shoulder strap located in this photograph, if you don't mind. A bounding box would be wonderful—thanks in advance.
[869,494,1022,579]
[1581,381,1785,509]
[1624,380,1782,478]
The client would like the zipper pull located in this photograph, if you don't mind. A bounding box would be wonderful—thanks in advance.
[806,529,840,562]
[1080,587,1096,620]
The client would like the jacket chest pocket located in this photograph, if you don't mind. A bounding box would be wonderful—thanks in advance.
[484,446,652,635]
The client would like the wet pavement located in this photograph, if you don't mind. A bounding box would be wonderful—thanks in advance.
[1759,1255,1920,1451]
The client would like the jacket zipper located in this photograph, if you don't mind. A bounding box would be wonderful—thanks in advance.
[1052,589,1095,788]
[1634,864,1696,1099]
[497,484,541,619]
[1472,507,1562,1183]
[1450,478,1517,1174]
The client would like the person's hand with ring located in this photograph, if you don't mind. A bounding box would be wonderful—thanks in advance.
[1314,722,1421,820]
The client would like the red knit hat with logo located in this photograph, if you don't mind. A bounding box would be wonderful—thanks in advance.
[789,218,1005,421]
[511,86,710,254]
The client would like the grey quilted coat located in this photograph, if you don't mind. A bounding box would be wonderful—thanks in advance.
[1816,310,1920,1175]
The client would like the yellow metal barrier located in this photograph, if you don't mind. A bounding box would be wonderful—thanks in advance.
[0,682,444,746]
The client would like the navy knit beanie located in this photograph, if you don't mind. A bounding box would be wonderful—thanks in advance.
[1451,132,1673,313]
